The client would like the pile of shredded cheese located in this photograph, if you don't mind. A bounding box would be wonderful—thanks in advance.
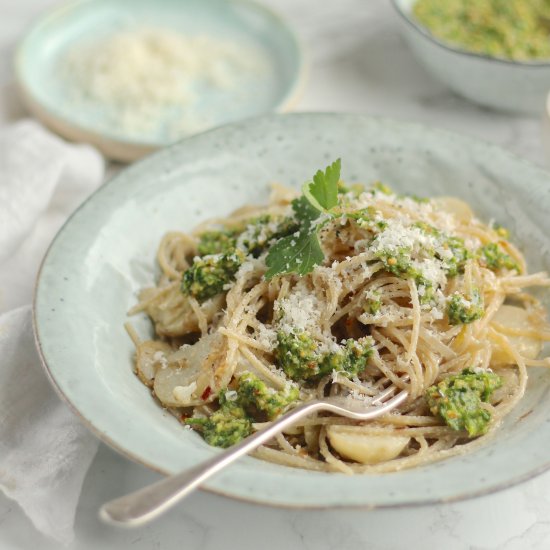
[59,26,268,140]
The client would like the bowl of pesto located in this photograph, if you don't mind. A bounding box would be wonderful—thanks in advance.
[392,0,550,114]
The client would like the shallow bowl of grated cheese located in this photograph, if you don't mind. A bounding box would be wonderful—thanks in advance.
[33,113,550,510]
[15,0,304,162]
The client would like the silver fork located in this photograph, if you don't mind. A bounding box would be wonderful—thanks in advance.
[100,383,409,527]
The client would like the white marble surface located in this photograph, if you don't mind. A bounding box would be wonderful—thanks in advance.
[1,0,550,548]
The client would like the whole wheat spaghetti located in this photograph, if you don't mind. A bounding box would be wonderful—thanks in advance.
[128,160,550,473]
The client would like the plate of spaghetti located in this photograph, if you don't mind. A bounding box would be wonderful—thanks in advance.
[34,113,550,507]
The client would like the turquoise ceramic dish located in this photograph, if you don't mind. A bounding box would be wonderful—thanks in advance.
[15,0,304,161]
[392,0,550,115]
[34,113,550,508]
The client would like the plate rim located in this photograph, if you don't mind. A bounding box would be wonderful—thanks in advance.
[32,112,550,509]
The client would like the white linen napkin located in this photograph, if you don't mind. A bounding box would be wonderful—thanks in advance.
[0,119,105,544]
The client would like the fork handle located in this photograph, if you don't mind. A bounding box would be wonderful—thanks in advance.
[99,400,324,527]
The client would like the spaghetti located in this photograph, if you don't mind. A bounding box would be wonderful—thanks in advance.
[128,161,550,473]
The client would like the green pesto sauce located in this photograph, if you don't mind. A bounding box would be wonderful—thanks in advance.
[186,373,298,448]
[426,368,502,436]
[364,293,382,315]
[197,230,238,256]
[478,243,520,273]
[351,208,388,232]
[181,250,243,302]
[443,236,471,277]
[374,248,437,305]
[186,398,252,448]
[447,289,484,325]
[237,371,299,419]
[413,222,471,277]
[413,0,550,61]
[274,331,374,382]
[376,248,424,280]
[373,229,469,306]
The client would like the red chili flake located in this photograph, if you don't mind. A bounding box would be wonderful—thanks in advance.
[201,386,212,400]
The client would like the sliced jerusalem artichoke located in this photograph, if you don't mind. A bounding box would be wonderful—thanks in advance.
[141,284,224,338]
[154,332,225,407]
[135,340,172,387]
[490,305,543,364]
[327,426,410,465]
[154,367,200,407]
[193,333,228,398]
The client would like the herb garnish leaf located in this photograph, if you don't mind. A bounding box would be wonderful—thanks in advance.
[265,226,324,278]
[301,158,341,212]
[265,196,324,278]
[265,160,341,279]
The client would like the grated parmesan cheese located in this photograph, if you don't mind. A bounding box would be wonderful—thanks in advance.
[256,324,277,351]
[58,26,268,140]
[370,219,436,255]
[275,281,322,334]
[172,381,197,403]
[411,258,448,288]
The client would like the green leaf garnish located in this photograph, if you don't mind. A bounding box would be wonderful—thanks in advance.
[265,197,325,278]
[265,160,341,279]
[264,226,324,278]
[301,159,341,212]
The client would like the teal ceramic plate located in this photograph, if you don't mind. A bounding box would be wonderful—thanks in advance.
[15,0,304,161]
[34,114,550,508]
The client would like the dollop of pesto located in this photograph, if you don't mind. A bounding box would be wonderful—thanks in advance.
[426,368,502,436]
[413,0,550,61]
[274,331,322,381]
[274,331,374,382]
[371,224,470,308]
[374,248,436,305]
[237,371,299,419]
[197,229,238,256]
[478,243,520,273]
[186,395,252,448]
[376,247,419,279]
[181,250,243,302]
[441,236,471,277]
[447,289,484,325]
[185,373,298,448]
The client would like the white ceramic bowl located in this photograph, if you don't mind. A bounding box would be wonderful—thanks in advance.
[34,113,550,509]
[392,0,550,115]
